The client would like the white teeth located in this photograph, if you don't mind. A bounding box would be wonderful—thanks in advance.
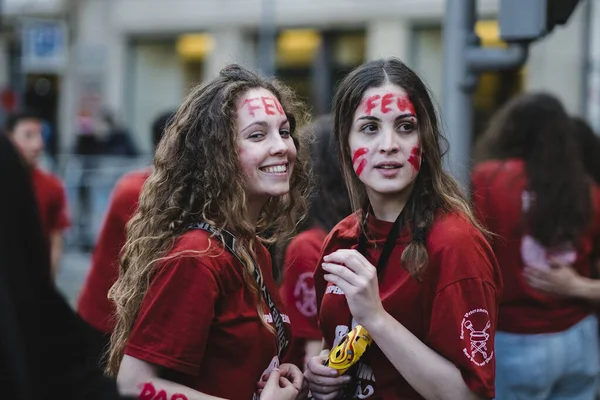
[378,165,398,169]
[262,165,287,173]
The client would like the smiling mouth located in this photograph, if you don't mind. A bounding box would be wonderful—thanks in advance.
[260,164,288,173]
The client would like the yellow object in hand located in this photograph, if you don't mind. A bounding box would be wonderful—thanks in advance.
[325,325,373,375]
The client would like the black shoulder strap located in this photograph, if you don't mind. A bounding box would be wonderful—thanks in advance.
[188,222,288,360]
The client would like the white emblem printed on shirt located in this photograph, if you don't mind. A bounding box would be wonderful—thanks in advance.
[326,284,344,295]
[334,322,376,399]
[460,309,494,367]
[294,272,317,317]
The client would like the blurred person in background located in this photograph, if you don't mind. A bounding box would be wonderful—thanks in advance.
[306,58,501,400]
[77,110,176,366]
[105,65,310,400]
[100,110,138,157]
[3,110,70,280]
[278,115,352,371]
[0,134,134,400]
[472,93,600,399]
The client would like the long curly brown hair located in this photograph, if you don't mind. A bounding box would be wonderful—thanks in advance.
[105,64,310,376]
[332,58,485,279]
[474,92,591,247]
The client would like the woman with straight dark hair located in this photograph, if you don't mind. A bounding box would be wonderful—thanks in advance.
[305,58,501,400]
[278,115,352,370]
[472,93,600,399]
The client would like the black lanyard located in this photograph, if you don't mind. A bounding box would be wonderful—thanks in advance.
[357,205,406,276]
[188,222,288,360]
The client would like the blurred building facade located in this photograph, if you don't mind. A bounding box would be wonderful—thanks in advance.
[1,0,599,156]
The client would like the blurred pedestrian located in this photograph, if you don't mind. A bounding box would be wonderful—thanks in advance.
[105,64,310,400]
[472,93,600,399]
[3,110,70,279]
[305,58,502,400]
[77,110,175,367]
[278,115,352,371]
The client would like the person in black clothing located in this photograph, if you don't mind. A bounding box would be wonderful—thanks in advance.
[0,134,133,400]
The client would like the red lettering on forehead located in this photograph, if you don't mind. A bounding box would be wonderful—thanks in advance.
[352,147,369,164]
[261,97,276,115]
[273,98,285,115]
[380,93,394,113]
[397,95,416,115]
[364,95,381,115]
[407,147,422,172]
[243,97,261,117]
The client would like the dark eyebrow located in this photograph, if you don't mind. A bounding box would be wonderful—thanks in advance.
[396,113,417,121]
[241,121,268,133]
[356,116,381,122]
[280,119,290,128]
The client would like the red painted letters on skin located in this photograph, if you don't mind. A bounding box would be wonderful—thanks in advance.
[352,147,369,177]
[362,93,416,116]
[364,95,381,115]
[245,97,284,117]
[407,147,422,172]
[138,383,189,400]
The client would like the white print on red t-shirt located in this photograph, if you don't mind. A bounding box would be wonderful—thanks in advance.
[294,272,317,317]
[460,309,493,367]
[326,284,344,295]
[263,313,291,324]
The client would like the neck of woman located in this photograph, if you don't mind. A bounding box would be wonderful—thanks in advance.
[367,185,414,222]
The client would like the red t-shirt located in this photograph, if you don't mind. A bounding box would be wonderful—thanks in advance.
[314,211,501,400]
[31,167,70,241]
[279,227,326,368]
[471,159,600,334]
[77,169,150,334]
[124,229,292,400]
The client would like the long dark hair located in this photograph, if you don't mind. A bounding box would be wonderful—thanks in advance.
[475,93,591,246]
[333,58,484,278]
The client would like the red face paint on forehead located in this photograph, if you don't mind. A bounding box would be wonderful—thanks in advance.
[397,95,416,115]
[361,92,416,116]
[407,147,422,172]
[243,96,285,117]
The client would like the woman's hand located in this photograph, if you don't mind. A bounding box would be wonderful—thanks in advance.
[304,350,350,400]
[260,368,298,400]
[322,249,385,328]
[524,262,581,297]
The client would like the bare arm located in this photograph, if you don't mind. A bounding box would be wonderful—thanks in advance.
[366,312,483,400]
[322,250,486,400]
[303,340,323,371]
[118,355,299,400]
[525,263,600,302]
[49,231,64,280]
[117,355,225,400]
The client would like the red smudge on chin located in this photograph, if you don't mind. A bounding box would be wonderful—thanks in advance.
[352,148,368,164]
[397,95,416,115]
[407,147,422,172]
[355,159,367,177]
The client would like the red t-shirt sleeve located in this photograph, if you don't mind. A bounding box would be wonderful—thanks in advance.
[279,230,323,339]
[49,179,70,232]
[77,178,140,333]
[125,256,220,376]
[427,278,497,399]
